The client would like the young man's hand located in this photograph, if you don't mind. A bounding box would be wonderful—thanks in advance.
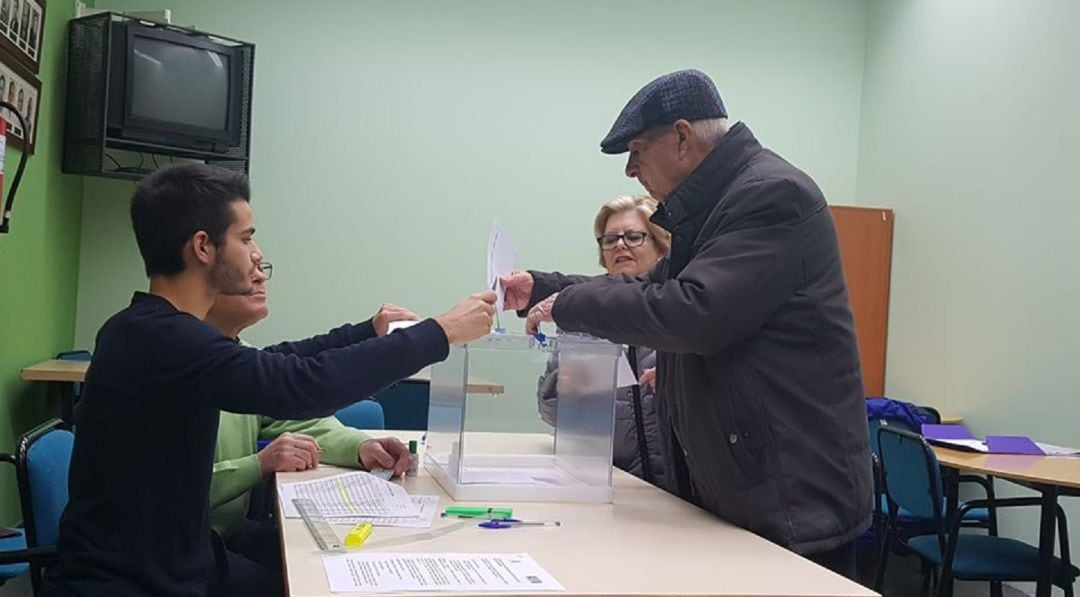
[373,303,421,337]
[435,291,496,344]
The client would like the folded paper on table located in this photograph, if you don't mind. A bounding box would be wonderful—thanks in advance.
[921,424,975,440]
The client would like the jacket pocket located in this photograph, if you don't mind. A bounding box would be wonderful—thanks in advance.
[693,361,769,491]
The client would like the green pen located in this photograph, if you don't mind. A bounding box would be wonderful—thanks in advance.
[441,506,514,519]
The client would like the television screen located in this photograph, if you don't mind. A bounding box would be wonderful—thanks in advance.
[129,35,231,132]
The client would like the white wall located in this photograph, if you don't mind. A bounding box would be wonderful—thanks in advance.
[858,0,1080,578]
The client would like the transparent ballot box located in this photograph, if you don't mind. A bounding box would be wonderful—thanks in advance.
[426,333,620,502]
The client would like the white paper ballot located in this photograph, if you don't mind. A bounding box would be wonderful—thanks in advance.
[325,495,440,528]
[487,220,518,315]
[279,471,419,519]
[323,552,565,593]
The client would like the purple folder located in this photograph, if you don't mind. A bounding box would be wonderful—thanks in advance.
[921,424,975,440]
[986,435,1045,455]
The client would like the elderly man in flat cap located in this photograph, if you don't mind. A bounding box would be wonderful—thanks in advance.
[502,69,872,577]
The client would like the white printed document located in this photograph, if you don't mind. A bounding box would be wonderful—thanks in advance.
[279,471,419,518]
[323,552,565,593]
[324,495,440,528]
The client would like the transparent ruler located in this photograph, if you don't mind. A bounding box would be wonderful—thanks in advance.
[293,498,344,552]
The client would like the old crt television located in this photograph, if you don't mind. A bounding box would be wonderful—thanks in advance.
[106,22,243,153]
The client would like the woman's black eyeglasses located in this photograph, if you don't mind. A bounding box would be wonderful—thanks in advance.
[596,231,650,251]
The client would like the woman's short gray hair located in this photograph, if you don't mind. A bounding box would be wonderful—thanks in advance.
[592,195,671,268]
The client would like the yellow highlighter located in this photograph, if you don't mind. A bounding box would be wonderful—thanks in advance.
[345,522,373,549]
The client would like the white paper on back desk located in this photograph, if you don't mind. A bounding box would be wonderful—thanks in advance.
[279,471,419,519]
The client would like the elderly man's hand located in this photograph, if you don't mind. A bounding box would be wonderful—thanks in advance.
[359,437,411,477]
[257,433,320,476]
[373,303,421,337]
[525,292,557,335]
[499,271,534,312]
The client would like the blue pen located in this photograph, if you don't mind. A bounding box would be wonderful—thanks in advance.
[479,518,561,529]
[533,331,547,347]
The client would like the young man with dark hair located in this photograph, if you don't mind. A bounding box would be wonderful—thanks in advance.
[129,164,253,277]
[44,164,495,596]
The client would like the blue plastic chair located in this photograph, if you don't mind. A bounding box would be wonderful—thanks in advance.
[867,403,995,536]
[335,400,386,430]
[876,426,1078,596]
[0,504,30,584]
[0,419,73,592]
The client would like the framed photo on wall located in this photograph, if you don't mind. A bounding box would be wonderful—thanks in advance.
[0,0,45,73]
[0,43,40,153]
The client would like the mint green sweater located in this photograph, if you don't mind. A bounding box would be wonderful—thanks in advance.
[210,412,369,538]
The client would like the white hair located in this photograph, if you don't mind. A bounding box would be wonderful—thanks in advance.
[690,118,729,148]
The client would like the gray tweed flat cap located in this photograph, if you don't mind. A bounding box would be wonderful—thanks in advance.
[600,69,727,154]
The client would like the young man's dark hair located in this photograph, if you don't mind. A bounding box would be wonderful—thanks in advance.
[130,164,251,277]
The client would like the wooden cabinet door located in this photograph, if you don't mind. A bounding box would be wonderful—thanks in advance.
[830,205,894,396]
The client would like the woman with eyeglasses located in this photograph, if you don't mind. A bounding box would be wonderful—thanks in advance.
[536,195,672,491]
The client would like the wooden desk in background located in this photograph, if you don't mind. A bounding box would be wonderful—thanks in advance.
[939,412,963,424]
[933,446,1080,597]
[277,431,878,597]
[20,359,504,425]
[20,359,89,422]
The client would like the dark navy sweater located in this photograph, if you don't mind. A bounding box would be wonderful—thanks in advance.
[45,292,449,596]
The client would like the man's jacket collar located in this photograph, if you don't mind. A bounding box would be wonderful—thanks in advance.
[651,122,761,233]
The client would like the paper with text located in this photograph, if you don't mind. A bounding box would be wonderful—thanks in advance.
[279,471,419,519]
[323,552,565,593]
[325,495,440,528]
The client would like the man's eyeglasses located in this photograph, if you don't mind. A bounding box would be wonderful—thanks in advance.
[258,262,273,280]
[596,231,650,251]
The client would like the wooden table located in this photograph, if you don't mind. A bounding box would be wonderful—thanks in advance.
[20,360,504,424]
[939,412,963,424]
[20,359,89,422]
[934,446,1080,597]
[277,431,878,597]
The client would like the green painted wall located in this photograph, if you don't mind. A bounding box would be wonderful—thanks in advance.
[0,0,84,524]
[858,0,1080,569]
[75,0,869,430]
